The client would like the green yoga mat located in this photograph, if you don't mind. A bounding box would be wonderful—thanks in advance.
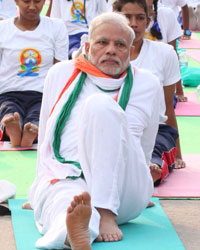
[0,151,37,199]
[177,117,200,154]
[9,198,185,250]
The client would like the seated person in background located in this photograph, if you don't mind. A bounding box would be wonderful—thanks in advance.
[0,0,69,147]
[46,0,108,58]
[0,0,16,20]
[113,0,186,185]
[25,12,161,249]
[145,0,187,103]
[159,0,191,39]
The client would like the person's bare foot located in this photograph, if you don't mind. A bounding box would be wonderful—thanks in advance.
[95,208,123,242]
[66,192,92,250]
[174,157,186,169]
[150,163,162,183]
[147,201,155,208]
[2,112,21,147]
[21,122,38,148]
[22,202,32,210]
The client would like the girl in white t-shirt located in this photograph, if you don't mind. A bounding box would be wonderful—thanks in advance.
[113,0,186,185]
[0,0,16,20]
[145,0,187,102]
[0,0,69,148]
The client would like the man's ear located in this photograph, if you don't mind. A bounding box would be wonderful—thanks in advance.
[85,42,90,57]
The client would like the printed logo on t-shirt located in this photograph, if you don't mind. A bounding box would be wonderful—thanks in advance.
[17,48,42,77]
[71,1,86,24]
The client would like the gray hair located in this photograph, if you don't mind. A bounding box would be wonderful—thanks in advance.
[88,12,135,46]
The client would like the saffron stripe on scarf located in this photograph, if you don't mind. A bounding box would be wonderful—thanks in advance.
[50,54,127,116]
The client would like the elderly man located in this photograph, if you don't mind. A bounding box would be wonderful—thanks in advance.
[27,12,161,250]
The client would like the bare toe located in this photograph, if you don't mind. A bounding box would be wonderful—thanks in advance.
[21,122,38,148]
[150,163,162,183]
[2,112,21,147]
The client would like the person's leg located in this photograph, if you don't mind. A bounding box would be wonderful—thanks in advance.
[0,92,25,146]
[69,32,88,59]
[28,176,100,249]
[77,94,153,241]
[151,124,178,186]
[21,91,42,147]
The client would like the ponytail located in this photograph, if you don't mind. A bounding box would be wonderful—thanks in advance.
[150,0,163,40]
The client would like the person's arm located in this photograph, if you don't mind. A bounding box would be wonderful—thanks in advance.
[46,0,52,17]
[181,5,191,39]
[168,38,187,102]
[164,84,186,168]
[175,79,187,102]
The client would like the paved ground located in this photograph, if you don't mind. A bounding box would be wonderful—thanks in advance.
[1,199,200,250]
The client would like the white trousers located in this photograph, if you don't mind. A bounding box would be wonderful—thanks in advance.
[29,94,153,249]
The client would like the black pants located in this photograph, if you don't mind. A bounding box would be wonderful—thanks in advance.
[0,91,42,141]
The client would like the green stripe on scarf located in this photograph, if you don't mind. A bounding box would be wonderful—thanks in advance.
[52,65,133,178]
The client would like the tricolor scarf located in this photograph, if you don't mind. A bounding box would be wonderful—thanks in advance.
[39,54,134,182]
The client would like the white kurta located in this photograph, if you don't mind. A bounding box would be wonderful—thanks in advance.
[28,60,161,249]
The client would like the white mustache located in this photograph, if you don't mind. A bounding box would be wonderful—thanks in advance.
[100,56,121,65]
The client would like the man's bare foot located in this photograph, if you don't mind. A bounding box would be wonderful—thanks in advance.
[21,122,38,148]
[174,157,186,169]
[2,112,21,147]
[150,163,162,183]
[95,208,123,242]
[22,202,32,210]
[66,192,92,250]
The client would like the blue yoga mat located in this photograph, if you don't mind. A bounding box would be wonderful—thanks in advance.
[9,198,185,250]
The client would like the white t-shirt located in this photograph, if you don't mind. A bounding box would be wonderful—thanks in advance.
[159,0,187,17]
[50,0,108,35]
[146,7,182,43]
[0,0,16,19]
[131,39,181,123]
[0,16,69,94]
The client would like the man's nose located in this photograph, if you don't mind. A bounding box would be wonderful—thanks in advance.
[106,42,116,54]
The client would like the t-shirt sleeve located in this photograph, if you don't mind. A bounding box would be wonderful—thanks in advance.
[97,0,109,14]
[165,8,182,42]
[177,0,187,7]
[163,45,181,86]
[53,20,69,61]
[50,0,61,18]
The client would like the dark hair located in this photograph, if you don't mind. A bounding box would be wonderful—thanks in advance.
[112,0,149,19]
[150,0,163,40]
